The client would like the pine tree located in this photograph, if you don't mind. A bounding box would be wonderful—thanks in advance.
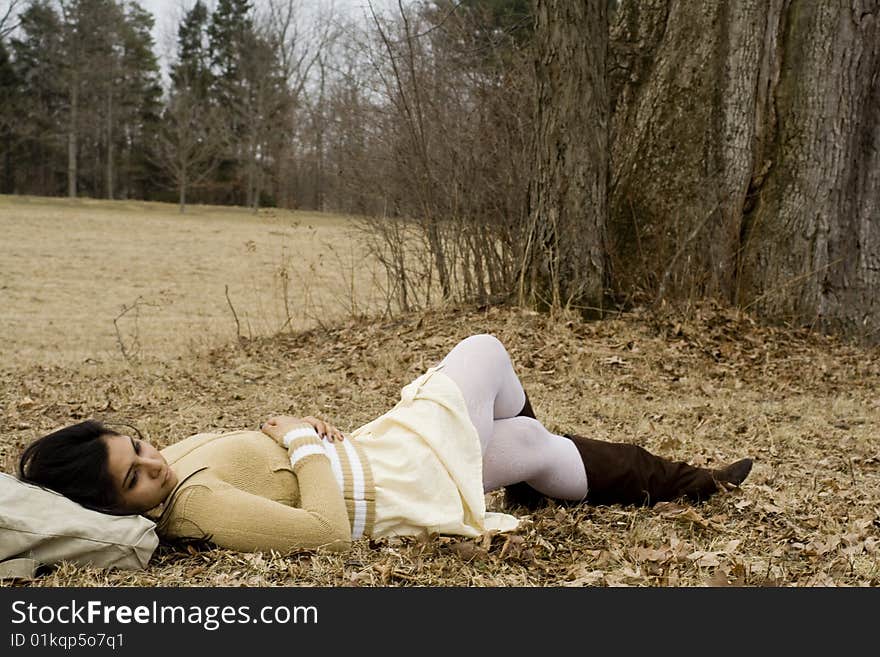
[0,37,19,193]
[171,0,212,98]
[208,0,253,91]
[116,1,162,199]
[10,1,67,195]
[50,0,161,199]
[239,26,290,211]
[57,0,116,197]
[207,0,254,204]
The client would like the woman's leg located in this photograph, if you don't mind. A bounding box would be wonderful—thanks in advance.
[436,334,528,451]
[482,417,588,500]
[437,334,588,500]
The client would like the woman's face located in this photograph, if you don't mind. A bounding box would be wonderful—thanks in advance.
[103,434,179,513]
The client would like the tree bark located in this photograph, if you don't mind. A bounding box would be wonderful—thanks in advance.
[522,0,608,315]
[741,1,880,338]
[609,0,880,340]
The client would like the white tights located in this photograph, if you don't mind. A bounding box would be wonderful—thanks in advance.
[436,334,588,501]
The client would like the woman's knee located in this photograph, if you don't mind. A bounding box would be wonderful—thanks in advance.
[456,333,510,364]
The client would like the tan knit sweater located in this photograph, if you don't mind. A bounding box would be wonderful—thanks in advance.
[145,422,375,554]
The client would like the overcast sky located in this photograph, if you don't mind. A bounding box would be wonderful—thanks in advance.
[124,0,391,86]
[139,0,386,56]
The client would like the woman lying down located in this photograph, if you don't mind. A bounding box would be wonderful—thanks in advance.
[18,334,752,553]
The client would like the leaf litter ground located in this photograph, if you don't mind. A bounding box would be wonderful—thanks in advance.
[2,303,878,587]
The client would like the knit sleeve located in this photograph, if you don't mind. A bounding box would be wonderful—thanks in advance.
[168,427,352,553]
[282,425,353,549]
[173,479,351,554]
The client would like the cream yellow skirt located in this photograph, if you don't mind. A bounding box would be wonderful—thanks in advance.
[349,362,520,538]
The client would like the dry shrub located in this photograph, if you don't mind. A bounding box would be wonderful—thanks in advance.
[326,2,533,312]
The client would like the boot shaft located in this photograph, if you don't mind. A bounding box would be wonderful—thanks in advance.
[567,435,719,506]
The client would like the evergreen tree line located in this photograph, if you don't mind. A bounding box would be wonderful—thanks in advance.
[0,0,332,208]
[1,0,162,200]
[0,0,522,215]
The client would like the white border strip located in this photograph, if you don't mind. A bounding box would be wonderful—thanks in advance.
[341,440,367,539]
[322,443,345,494]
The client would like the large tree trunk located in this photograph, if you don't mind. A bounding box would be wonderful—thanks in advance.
[609,0,880,340]
[741,2,880,338]
[522,0,608,315]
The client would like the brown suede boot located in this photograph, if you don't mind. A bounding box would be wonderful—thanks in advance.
[565,433,753,507]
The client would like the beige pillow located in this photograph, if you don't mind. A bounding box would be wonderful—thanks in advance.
[0,472,159,579]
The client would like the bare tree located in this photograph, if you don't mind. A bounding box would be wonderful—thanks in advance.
[319,1,533,313]
[365,0,453,300]
[264,0,330,100]
[317,17,373,214]
[261,0,336,210]
[150,87,227,212]
[0,0,22,38]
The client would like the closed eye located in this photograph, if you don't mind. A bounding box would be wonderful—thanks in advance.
[128,437,141,488]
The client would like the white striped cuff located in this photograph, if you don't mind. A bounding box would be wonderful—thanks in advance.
[289,442,326,470]
[282,425,320,449]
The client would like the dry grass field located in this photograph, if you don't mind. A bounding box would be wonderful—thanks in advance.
[0,195,384,368]
[1,196,879,587]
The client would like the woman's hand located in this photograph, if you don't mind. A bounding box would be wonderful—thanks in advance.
[301,416,346,443]
[261,415,345,445]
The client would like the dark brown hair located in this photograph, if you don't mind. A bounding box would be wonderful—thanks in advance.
[18,419,122,513]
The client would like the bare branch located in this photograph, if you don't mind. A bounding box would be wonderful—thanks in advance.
[0,0,22,38]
